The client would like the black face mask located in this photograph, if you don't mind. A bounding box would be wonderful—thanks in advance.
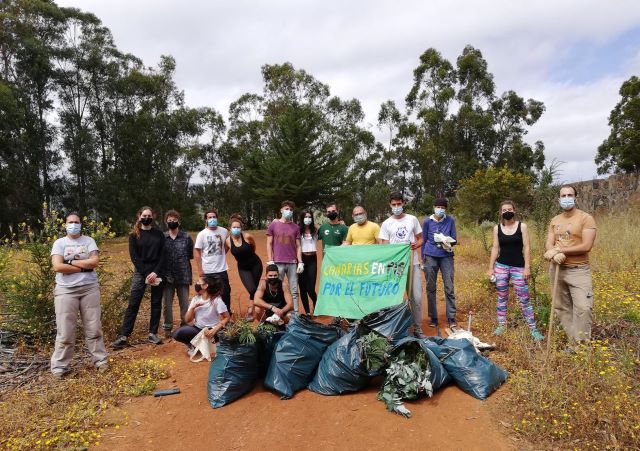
[167,221,179,229]
[502,211,515,220]
[267,277,280,285]
[327,211,338,220]
[206,286,221,297]
[194,283,202,293]
[140,217,153,226]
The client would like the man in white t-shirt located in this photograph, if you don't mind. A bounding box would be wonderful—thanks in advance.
[378,191,425,338]
[194,209,231,312]
[50,213,108,377]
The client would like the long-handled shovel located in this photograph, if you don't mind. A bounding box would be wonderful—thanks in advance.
[546,261,561,357]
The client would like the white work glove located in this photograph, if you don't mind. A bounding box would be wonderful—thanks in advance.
[297,262,304,274]
[543,249,559,261]
[266,314,284,326]
[266,260,275,266]
[552,253,566,265]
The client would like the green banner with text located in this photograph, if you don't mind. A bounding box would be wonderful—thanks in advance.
[313,244,410,319]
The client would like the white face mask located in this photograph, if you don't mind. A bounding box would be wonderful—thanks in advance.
[303,217,312,225]
[434,207,446,218]
[282,209,293,220]
[391,206,403,216]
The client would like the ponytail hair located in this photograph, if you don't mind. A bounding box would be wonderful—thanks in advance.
[131,206,154,238]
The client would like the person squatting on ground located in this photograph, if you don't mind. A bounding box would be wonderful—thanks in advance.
[343,205,380,245]
[50,213,108,377]
[172,276,230,354]
[544,185,597,346]
[266,200,303,313]
[253,264,294,325]
[226,214,263,319]
[161,209,194,338]
[112,207,166,349]
[421,198,458,329]
[487,200,544,341]
[194,209,231,313]
[317,202,348,254]
[298,210,318,314]
[378,191,425,338]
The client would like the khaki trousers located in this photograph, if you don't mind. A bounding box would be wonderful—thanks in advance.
[50,282,108,374]
[549,264,594,343]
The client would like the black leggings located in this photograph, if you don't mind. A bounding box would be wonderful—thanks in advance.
[238,258,263,301]
[299,253,317,313]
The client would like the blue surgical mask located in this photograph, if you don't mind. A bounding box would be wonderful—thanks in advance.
[207,218,218,227]
[303,217,312,225]
[559,197,575,210]
[353,214,366,224]
[282,209,293,220]
[66,223,81,235]
[231,227,241,236]
[391,206,403,216]
[434,207,446,218]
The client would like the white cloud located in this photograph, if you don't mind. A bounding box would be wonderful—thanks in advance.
[57,0,640,183]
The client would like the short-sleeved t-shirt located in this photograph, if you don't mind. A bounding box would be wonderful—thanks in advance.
[194,227,229,273]
[266,220,300,263]
[51,235,99,287]
[318,222,348,249]
[379,214,422,264]
[189,295,228,329]
[346,221,380,245]
[549,209,596,266]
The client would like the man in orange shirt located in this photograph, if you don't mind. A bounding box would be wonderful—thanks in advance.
[544,185,597,345]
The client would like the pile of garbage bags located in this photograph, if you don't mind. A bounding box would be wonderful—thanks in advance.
[207,302,508,417]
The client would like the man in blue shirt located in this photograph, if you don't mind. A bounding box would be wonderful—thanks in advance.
[421,198,458,329]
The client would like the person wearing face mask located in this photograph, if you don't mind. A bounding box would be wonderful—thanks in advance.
[50,213,108,377]
[226,214,262,319]
[318,202,348,253]
[172,276,230,354]
[421,198,458,330]
[161,210,194,338]
[298,210,318,314]
[266,200,303,313]
[544,185,597,346]
[343,205,380,245]
[253,264,294,325]
[112,206,166,349]
[194,209,231,312]
[487,201,543,341]
[379,191,425,338]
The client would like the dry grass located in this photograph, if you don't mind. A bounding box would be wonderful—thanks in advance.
[456,211,640,449]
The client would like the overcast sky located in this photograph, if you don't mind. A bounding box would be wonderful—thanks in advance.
[58,0,640,183]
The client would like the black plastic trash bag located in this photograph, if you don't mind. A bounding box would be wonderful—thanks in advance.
[421,337,508,400]
[308,326,371,395]
[256,330,285,379]
[264,314,342,399]
[359,302,413,345]
[207,337,258,408]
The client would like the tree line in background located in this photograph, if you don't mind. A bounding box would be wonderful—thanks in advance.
[1,0,637,235]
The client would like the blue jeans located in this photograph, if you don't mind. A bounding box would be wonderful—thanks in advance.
[276,263,298,313]
[423,255,457,323]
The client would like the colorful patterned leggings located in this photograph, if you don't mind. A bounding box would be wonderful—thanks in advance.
[495,262,537,330]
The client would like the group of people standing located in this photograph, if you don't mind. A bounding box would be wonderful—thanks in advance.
[49,184,596,376]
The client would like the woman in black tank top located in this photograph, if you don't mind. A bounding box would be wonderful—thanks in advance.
[487,200,543,341]
[226,215,263,319]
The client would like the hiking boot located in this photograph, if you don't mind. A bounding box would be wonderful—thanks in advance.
[494,325,506,336]
[111,336,129,349]
[148,333,163,345]
[530,329,544,341]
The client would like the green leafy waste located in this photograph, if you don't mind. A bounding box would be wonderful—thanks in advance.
[357,331,391,373]
[378,343,433,418]
[221,320,278,344]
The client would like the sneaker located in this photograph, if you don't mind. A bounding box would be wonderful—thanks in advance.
[494,325,506,336]
[163,329,173,339]
[562,346,576,354]
[96,362,109,373]
[111,336,129,349]
[530,329,544,341]
[51,370,70,379]
[148,333,163,345]
[428,320,438,328]
[187,345,196,357]
[414,329,427,339]
[448,320,459,332]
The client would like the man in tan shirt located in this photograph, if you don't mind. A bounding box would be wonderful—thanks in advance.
[544,185,597,344]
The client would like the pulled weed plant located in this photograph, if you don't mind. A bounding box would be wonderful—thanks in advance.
[456,211,640,449]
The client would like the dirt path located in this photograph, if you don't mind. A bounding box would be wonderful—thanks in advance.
[101,230,514,451]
